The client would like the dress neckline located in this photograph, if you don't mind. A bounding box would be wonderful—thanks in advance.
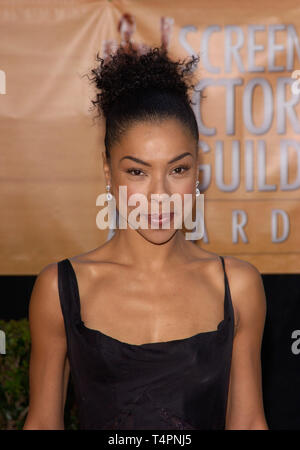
[65,256,230,348]
[76,316,227,348]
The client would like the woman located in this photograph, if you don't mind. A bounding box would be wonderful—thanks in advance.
[23,45,268,430]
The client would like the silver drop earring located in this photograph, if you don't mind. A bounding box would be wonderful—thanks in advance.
[196,180,200,197]
[106,184,112,201]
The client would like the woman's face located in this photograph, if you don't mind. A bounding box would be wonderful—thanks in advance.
[102,118,200,244]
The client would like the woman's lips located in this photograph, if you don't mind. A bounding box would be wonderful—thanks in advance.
[143,212,175,224]
[148,213,174,220]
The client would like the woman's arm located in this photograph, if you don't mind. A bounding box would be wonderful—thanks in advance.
[23,263,70,430]
[224,256,269,430]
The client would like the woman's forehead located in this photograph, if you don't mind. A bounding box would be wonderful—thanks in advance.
[112,119,196,158]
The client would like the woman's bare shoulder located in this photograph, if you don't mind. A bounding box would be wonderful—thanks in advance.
[221,254,262,282]
[190,245,261,272]
[190,249,264,329]
[221,255,266,332]
[67,240,116,265]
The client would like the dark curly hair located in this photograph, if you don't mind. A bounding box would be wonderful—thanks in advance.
[88,44,202,161]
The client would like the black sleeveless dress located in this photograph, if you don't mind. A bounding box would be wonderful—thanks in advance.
[57,255,234,430]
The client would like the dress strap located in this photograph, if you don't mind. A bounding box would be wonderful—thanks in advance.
[57,258,82,327]
[219,255,233,323]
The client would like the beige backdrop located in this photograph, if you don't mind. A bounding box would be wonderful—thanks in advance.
[1,0,300,274]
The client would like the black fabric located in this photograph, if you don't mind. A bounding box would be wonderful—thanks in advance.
[261,274,300,430]
[57,255,234,430]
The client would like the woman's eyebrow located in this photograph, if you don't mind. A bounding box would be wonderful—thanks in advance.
[119,152,193,167]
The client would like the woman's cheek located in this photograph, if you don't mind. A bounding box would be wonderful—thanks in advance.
[174,185,195,222]
[119,185,147,215]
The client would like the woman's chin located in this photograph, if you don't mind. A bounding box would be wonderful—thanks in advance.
[137,227,178,244]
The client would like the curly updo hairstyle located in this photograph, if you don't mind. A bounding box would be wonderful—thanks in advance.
[89,43,202,162]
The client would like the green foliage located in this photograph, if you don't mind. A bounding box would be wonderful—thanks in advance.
[0,319,79,430]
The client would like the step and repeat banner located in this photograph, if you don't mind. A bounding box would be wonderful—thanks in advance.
[1,0,300,274]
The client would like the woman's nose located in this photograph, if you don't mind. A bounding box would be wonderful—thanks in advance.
[148,177,170,197]
[148,193,171,215]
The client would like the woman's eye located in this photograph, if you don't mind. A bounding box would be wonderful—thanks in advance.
[126,166,190,177]
[126,168,144,176]
[172,165,190,175]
